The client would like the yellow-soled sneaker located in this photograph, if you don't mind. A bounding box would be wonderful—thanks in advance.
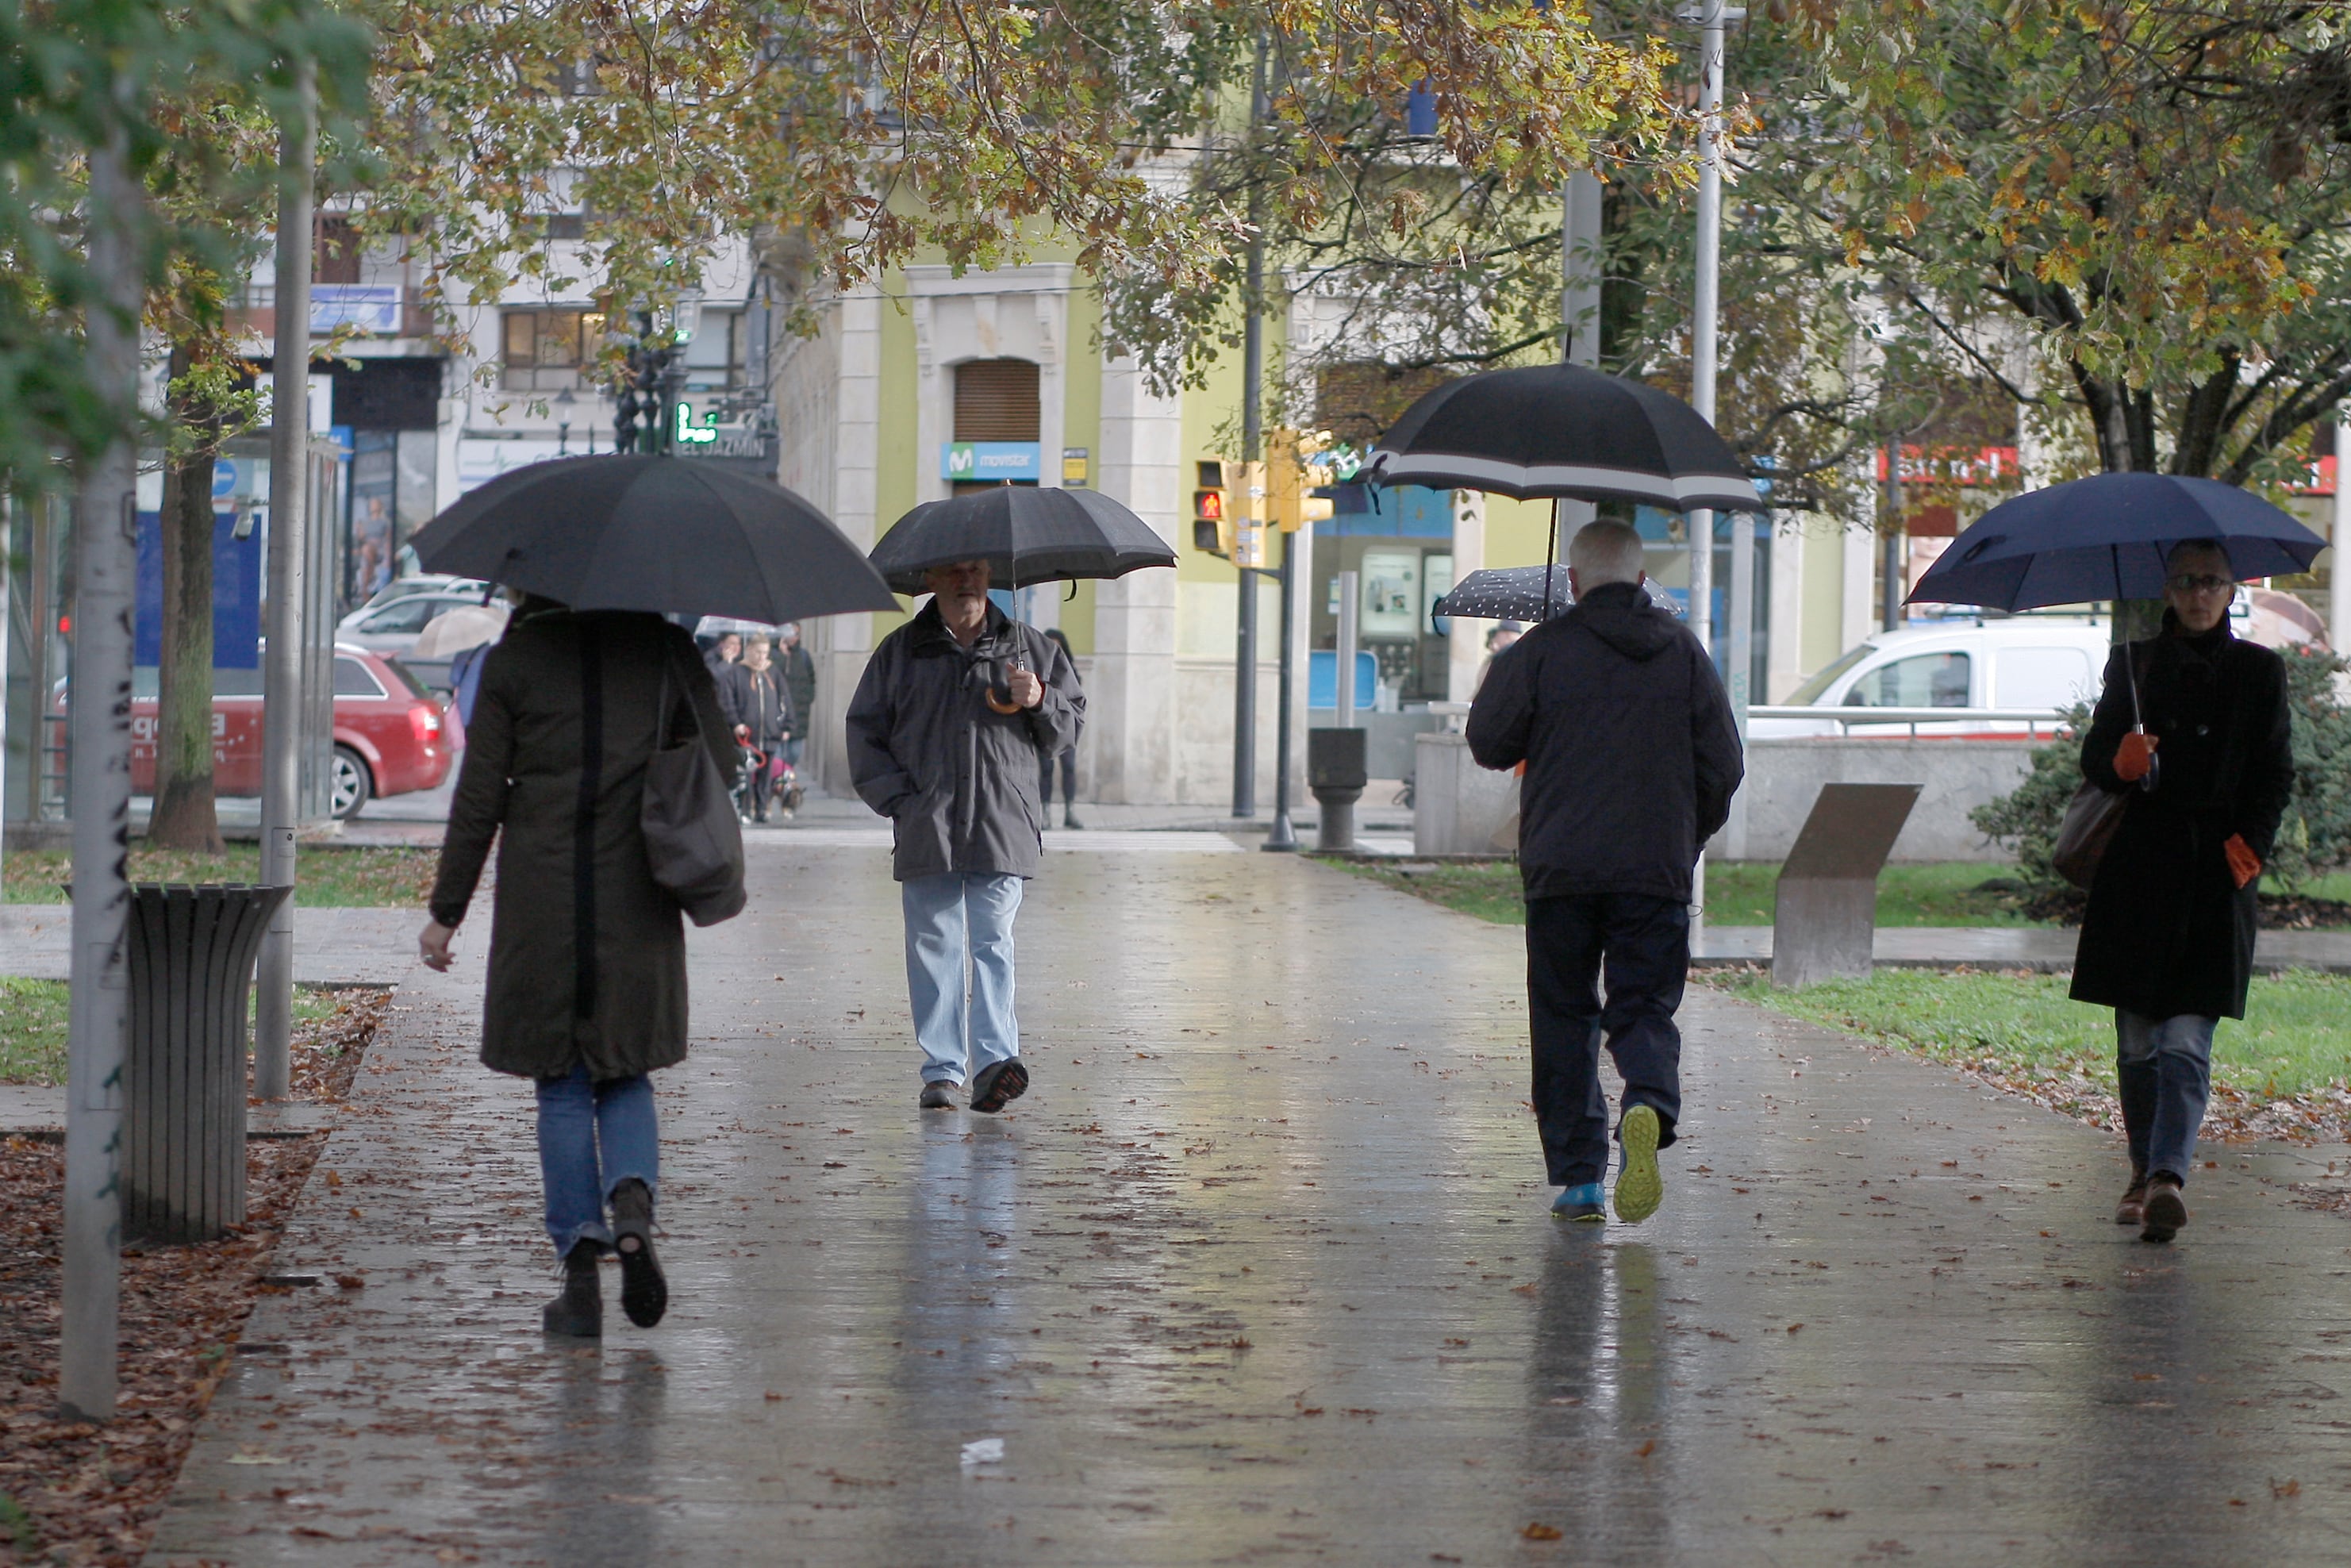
[1613,1105,1663,1224]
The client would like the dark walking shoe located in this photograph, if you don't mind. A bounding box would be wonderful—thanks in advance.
[970,1058,1030,1114]
[1063,809,1085,829]
[1614,1105,1663,1224]
[1551,1183,1605,1223]
[919,1080,962,1110]
[2115,1166,2149,1227]
[542,1241,602,1338]
[2140,1175,2188,1243]
[609,1179,668,1328]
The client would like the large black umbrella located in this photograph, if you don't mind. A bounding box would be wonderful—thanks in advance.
[1363,363,1764,513]
[1907,472,2326,610]
[868,485,1176,593]
[1431,564,1682,625]
[407,455,898,622]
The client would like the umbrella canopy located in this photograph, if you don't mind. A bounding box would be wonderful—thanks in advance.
[1906,472,2326,611]
[869,485,1176,594]
[407,455,898,624]
[1431,563,1683,625]
[1364,363,1764,513]
[411,602,509,659]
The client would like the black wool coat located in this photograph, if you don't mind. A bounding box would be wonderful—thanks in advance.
[1466,581,1744,903]
[429,610,738,1080]
[2070,619,2293,1021]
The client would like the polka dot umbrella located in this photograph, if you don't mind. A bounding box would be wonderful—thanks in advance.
[1430,564,1684,626]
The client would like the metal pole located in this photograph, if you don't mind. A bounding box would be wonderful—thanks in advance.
[1335,569,1359,730]
[1263,522,1299,851]
[60,121,145,1424]
[255,62,314,1102]
[1881,436,1906,632]
[1558,170,1602,552]
[2333,413,2351,651]
[1231,31,1269,821]
[1684,0,1738,927]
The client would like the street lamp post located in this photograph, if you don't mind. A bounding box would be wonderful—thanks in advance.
[1681,0,1744,920]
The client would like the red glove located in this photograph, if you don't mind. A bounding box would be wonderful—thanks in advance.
[2226,833,2261,890]
[2114,730,2158,782]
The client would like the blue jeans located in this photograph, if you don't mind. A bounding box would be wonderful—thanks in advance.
[902,872,1024,1086]
[2116,1010,2215,1182]
[536,1065,659,1258]
[1526,893,1687,1187]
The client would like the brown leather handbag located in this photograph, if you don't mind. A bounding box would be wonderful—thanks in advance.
[2052,645,2149,891]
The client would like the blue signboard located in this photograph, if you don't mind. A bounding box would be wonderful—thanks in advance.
[136,509,263,668]
[940,441,1041,482]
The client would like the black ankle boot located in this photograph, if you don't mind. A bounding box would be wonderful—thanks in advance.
[610,1179,668,1328]
[543,1240,602,1337]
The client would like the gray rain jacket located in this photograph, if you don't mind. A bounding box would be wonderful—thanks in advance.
[847,601,1085,881]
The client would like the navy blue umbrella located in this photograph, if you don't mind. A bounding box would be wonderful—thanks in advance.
[1907,472,2326,611]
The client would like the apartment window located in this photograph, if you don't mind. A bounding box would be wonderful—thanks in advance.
[316,217,363,284]
[682,309,745,390]
[501,308,605,390]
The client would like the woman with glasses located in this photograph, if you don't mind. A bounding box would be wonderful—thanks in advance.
[2071,539,2293,1243]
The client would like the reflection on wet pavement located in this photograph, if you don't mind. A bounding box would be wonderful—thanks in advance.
[149,846,2351,1564]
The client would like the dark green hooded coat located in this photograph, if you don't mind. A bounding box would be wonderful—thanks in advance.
[429,609,737,1080]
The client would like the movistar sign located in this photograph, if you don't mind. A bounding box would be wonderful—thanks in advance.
[941,441,1040,482]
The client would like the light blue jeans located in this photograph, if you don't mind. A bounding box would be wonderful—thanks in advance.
[2116,1010,2216,1183]
[902,872,1024,1086]
[536,1065,659,1259]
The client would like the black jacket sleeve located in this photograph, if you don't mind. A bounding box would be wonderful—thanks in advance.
[1465,641,1531,771]
[1688,643,1744,844]
[2235,651,2295,860]
[2079,643,2138,794]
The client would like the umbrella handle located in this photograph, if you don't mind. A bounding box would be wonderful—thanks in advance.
[984,648,1027,713]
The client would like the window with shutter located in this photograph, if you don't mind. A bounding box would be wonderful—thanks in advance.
[953,359,1040,441]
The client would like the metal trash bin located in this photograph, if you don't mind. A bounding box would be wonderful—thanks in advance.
[123,882,293,1243]
[1308,728,1369,853]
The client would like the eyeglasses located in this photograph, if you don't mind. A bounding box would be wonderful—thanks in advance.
[2165,573,2233,595]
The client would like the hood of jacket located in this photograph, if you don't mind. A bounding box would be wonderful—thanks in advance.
[1569,579,1677,661]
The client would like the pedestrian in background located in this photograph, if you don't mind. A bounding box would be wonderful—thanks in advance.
[778,622,818,769]
[723,634,794,824]
[1467,521,1742,1225]
[703,629,741,678]
[1039,626,1084,829]
[420,596,737,1337]
[847,559,1085,1114]
[2072,538,2292,1244]
[1474,620,1524,694]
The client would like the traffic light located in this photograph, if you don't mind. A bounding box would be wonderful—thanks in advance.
[1193,461,1232,558]
[1266,428,1339,530]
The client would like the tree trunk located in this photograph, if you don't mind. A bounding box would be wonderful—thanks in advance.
[148,344,225,853]
[2069,360,2168,643]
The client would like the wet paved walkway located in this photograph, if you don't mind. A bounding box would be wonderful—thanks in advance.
[148,843,2351,1566]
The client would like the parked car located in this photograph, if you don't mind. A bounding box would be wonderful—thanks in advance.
[1751,621,2115,738]
[337,590,489,671]
[362,574,490,609]
[62,644,460,820]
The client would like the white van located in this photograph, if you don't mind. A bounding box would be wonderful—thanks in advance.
[1752,621,2115,738]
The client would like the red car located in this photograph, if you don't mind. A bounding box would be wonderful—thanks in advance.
[61,644,460,820]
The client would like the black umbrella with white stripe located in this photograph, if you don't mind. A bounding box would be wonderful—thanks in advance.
[1363,363,1762,513]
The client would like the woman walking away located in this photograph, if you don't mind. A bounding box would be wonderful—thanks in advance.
[418,594,738,1335]
[2072,540,2292,1244]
